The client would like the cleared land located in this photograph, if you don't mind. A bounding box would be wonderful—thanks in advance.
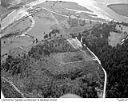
[108,24,128,47]
[1,36,34,56]
[27,8,58,40]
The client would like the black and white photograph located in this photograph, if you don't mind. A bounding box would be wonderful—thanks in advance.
[0,0,128,100]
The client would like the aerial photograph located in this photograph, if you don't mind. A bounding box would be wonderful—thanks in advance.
[0,0,128,98]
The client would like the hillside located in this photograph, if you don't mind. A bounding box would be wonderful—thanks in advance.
[1,37,105,98]
[1,0,128,98]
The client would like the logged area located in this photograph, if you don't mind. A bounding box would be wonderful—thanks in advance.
[1,37,105,98]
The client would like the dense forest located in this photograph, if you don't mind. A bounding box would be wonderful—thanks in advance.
[82,22,128,98]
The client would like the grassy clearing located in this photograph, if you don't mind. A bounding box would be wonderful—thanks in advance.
[1,36,34,56]
[108,32,122,47]
[27,9,57,40]
[108,24,128,47]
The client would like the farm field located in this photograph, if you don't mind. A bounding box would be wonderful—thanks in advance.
[108,4,128,17]
[34,1,106,22]
[1,16,32,38]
